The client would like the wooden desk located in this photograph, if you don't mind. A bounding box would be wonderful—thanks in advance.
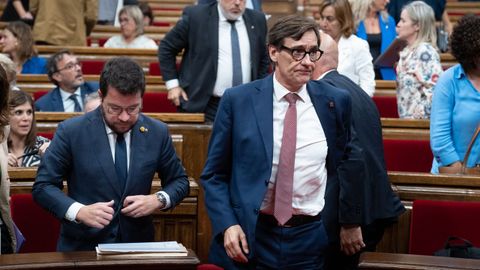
[0,250,199,270]
[381,118,430,140]
[359,252,480,270]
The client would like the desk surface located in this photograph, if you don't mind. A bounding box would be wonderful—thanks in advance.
[0,250,199,270]
[359,252,480,270]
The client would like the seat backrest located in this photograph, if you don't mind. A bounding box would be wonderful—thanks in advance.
[33,91,48,102]
[372,96,399,118]
[383,139,432,172]
[149,62,162,76]
[81,60,106,75]
[409,200,480,256]
[10,194,60,253]
[142,92,177,113]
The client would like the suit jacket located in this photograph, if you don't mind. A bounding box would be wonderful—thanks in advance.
[35,82,99,112]
[197,0,262,11]
[32,108,189,251]
[201,75,364,268]
[158,3,270,113]
[0,126,16,253]
[30,0,97,46]
[322,70,405,226]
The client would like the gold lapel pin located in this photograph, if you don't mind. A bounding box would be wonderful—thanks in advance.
[140,126,148,133]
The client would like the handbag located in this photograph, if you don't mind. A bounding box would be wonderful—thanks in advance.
[434,236,480,259]
[438,125,480,175]
[436,23,449,53]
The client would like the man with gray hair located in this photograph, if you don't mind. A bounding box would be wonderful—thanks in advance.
[202,15,366,269]
[159,0,269,122]
[313,32,405,269]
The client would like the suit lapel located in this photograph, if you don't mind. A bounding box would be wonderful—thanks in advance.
[51,88,65,111]
[252,75,274,166]
[209,5,219,78]
[307,82,337,151]
[124,115,148,194]
[88,108,122,197]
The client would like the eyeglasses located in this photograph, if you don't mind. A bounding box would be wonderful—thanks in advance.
[105,104,142,116]
[280,45,324,62]
[56,61,82,72]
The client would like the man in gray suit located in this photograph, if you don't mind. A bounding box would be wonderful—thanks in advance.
[33,57,190,251]
[158,0,270,122]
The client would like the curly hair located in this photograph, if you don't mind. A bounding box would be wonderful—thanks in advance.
[99,57,145,97]
[450,14,480,73]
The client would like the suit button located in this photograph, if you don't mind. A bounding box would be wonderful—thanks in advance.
[253,209,259,215]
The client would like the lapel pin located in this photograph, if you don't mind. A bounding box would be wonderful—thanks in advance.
[140,126,148,133]
[329,101,335,108]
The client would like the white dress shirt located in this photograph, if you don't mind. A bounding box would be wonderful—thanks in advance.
[260,73,328,216]
[59,88,83,112]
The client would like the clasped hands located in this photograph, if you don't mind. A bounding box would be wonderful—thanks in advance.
[75,194,161,229]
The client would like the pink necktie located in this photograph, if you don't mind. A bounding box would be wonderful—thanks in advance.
[274,93,298,225]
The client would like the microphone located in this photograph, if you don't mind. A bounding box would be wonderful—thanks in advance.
[17,149,39,159]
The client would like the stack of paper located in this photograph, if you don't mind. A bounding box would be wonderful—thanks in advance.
[96,241,188,258]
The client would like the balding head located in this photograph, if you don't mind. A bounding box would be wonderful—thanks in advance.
[312,31,339,80]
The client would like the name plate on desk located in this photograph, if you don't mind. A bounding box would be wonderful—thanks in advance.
[96,241,188,257]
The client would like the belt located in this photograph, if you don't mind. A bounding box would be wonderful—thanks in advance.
[258,213,321,228]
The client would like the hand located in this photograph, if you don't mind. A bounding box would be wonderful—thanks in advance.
[38,142,50,156]
[76,200,115,229]
[8,153,18,167]
[167,87,188,107]
[340,225,365,256]
[224,225,249,263]
[121,194,160,218]
[21,12,33,20]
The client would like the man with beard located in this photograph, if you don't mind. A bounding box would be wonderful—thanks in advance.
[32,57,189,251]
[158,0,269,122]
[35,50,98,112]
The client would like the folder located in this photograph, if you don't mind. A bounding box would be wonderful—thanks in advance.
[374,38,407,68]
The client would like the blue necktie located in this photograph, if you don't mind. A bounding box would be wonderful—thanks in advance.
[115,133,127,190]
[228,20,243,87]
[69,94,82,112]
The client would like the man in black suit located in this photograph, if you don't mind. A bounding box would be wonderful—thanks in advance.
[158,0,270,122]
[197,0,262,11]
[313,32,405,269]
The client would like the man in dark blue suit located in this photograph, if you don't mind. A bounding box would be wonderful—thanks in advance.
[313,32,405,269]
[201,15,366,269]
[35,49,98,112]
[158,0,269,122]
[32,57,190,251]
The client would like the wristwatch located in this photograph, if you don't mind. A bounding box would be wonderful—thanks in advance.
[156,192,167,209]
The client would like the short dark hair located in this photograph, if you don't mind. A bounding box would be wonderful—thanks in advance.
[99,57,145,97]
[8,90,36,149]
[46,49,73,86]
[450,14,480,73]
[267,15,320,48]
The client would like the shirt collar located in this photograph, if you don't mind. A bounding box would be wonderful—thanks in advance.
[454,64,467,80]
[60,87,82,102]
[273,72,308,103]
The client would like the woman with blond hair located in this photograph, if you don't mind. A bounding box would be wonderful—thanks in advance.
[0,21,46,74]
[104,5,157,49]
[395,1,442,119]
[350,0,397,80]
[318,0,376,96]
[0,65,16,254]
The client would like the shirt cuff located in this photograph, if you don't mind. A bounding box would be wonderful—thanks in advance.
[65,202,85,222]
[165,79,180,90]
[157,191,171,209]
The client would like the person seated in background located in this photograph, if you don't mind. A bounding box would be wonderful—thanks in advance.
[395,1,443,119]
[0,54,19,90]
[83,92,101,112]
[318,0,376,96]
[35,50,98,112]
[430,14,480,174]
[7,90,49,167]
[104,5,157,49]
[139,2,154,27]
[0,21,46,74]
[351,0,397,80]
